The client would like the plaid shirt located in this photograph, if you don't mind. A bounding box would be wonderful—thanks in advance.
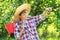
[14,14,45,40]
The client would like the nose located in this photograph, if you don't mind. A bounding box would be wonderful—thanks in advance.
[25,13,28,17]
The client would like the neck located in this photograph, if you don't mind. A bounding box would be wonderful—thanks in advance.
[21,19,26,22]
[19,18,26,22]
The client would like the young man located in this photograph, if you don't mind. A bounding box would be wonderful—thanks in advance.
[14,3,52,40]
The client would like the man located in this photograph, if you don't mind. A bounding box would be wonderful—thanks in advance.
[14,3,52,40]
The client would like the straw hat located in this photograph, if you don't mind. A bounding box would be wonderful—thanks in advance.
[14,3,31,22]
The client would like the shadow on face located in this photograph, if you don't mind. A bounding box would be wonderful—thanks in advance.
[19,9,28,21]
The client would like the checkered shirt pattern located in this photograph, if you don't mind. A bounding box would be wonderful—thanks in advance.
[14,14,45,40]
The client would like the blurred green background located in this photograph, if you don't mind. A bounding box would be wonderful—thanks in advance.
[0,0,60,40]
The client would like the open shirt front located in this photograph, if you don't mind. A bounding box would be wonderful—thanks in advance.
[14,14,45,40]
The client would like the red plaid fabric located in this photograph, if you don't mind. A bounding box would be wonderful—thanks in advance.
[14,15,45,40]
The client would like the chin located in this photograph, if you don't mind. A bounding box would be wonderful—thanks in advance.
[23,17,27,20]
[24,18,27,19]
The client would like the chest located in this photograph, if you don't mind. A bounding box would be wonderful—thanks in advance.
[22,21,37,35]
[18,20,37,34]
[26,20,36,30]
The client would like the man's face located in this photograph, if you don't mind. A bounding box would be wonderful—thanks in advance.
[19,10,28,21]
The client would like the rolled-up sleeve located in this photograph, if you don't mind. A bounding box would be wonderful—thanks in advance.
[30,14,46,26]
[14,23,20,39]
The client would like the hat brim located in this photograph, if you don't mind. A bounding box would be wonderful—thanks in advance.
[14,3,31,22]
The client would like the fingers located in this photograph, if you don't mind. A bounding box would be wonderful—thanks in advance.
[45,7,52,12]
[19,27,25,36]
[48,7,52,12]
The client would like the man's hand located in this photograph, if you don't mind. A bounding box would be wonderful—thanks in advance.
[19,26,25,36]
[41,7,52,19]
[45,7,52,12]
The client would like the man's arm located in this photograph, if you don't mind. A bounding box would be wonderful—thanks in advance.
[19,26,25,36]
[29,7,52,26]
[41,7,52,19]
[14,23,20,40]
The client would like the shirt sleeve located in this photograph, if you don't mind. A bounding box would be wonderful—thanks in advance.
[30,14,46,26]
[14,23,21,39]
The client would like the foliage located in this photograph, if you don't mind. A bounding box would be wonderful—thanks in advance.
[0,0,60,40]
